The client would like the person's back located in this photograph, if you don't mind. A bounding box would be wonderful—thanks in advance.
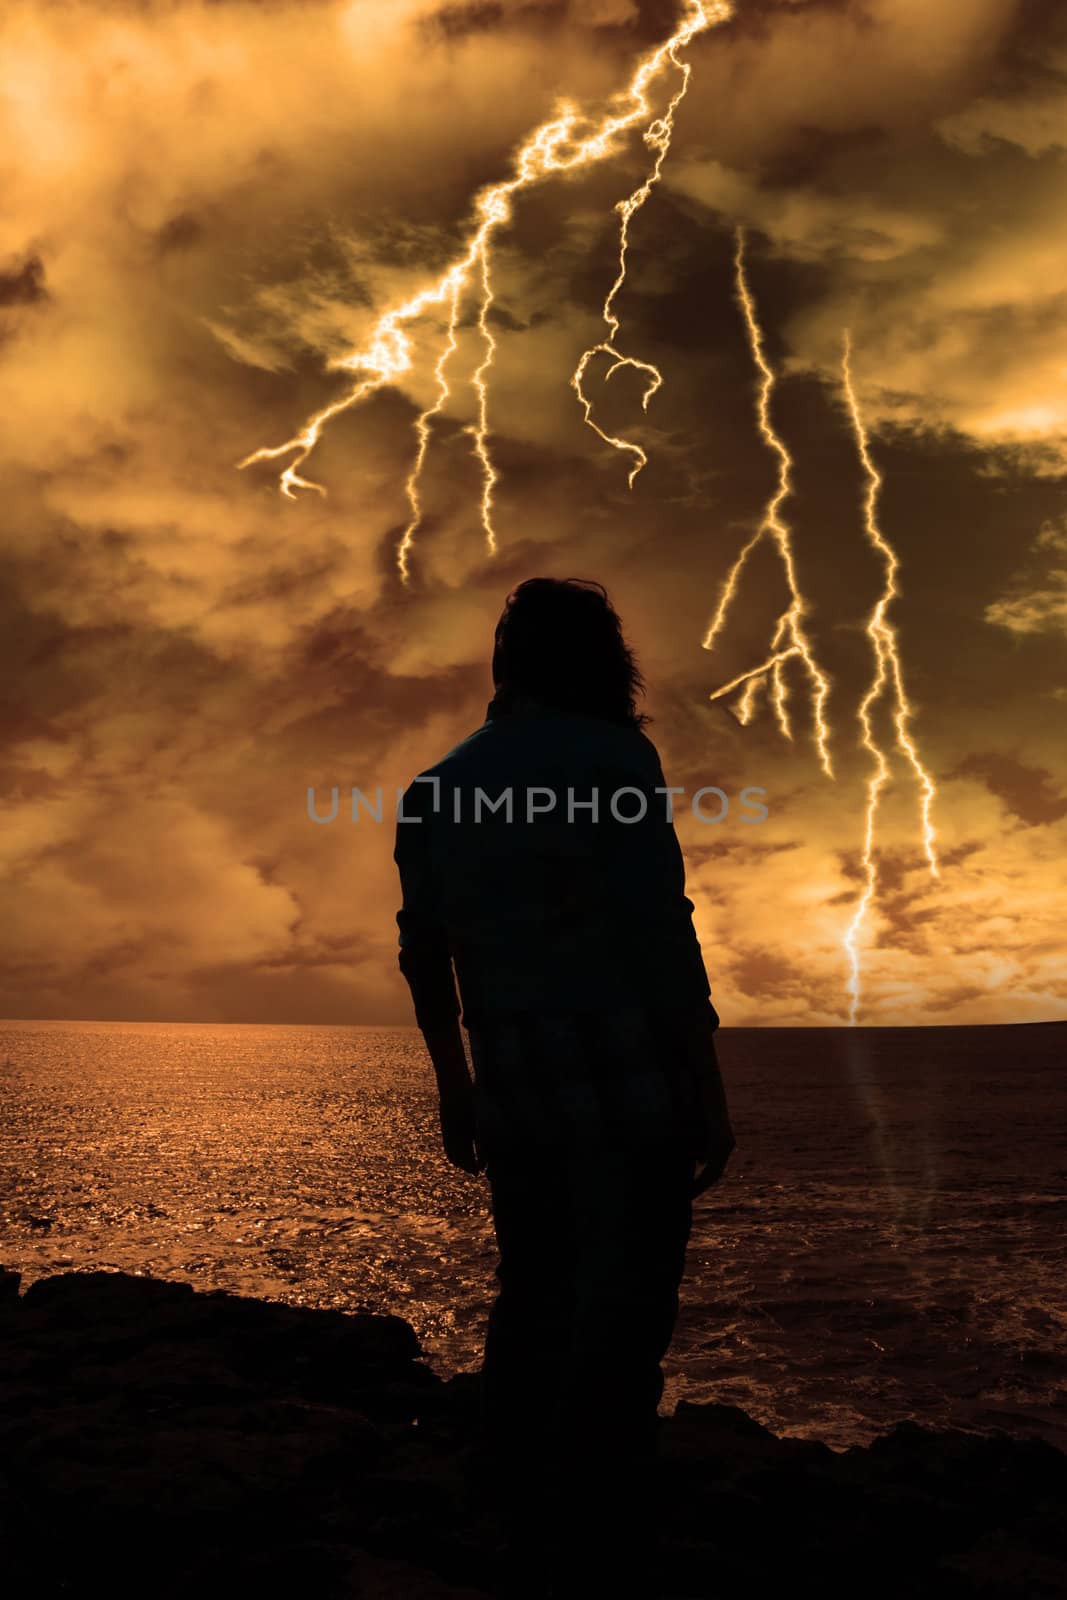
[393,578,735,1599]
[398,700,713,1032]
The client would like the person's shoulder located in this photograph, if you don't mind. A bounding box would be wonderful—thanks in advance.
[395,725,492,840]
[523,715,661,789]
[593,719,663,775]
[413,720,496,782]
[631,726,663,765]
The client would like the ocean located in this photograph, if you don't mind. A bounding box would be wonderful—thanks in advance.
[1,1018,1064,1450]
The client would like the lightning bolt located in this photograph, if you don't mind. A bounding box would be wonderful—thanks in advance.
[570,21,700,484]
[239,1,734,580]
[840,332,939,1024]
[703,227,834,778]
[398,280,461,582]
[734,671,764,725]
[471,239,499,559]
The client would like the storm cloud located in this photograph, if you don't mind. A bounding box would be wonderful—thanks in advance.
[2,0,1065,1024]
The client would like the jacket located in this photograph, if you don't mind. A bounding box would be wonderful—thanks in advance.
[393,699,717,1034]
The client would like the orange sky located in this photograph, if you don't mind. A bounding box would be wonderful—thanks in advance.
[2,0,1066,1026]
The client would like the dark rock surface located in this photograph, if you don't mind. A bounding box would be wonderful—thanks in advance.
[1,1269,1064,1597]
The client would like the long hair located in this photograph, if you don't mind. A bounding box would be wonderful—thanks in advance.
[490,577,649,729]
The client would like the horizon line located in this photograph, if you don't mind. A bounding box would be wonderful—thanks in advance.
[1,1017,1064,1031]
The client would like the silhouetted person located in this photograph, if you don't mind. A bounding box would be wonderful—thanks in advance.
[394,578,734,1598]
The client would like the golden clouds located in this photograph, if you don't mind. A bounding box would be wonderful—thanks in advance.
[986,521,1067,638]
[662,1,1067,465]
[0,0,1065,1024]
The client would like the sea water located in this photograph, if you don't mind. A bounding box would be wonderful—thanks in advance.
[1,1018,1064,1450]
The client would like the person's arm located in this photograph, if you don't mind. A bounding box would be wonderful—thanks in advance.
[683,1001,736,1198]
[394,782,483,1175]
[631,741,736,1195]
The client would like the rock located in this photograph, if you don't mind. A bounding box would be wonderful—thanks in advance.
[0,1270,1063,1598]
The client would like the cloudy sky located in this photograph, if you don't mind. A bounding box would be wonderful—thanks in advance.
[3,0,1065,1026]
